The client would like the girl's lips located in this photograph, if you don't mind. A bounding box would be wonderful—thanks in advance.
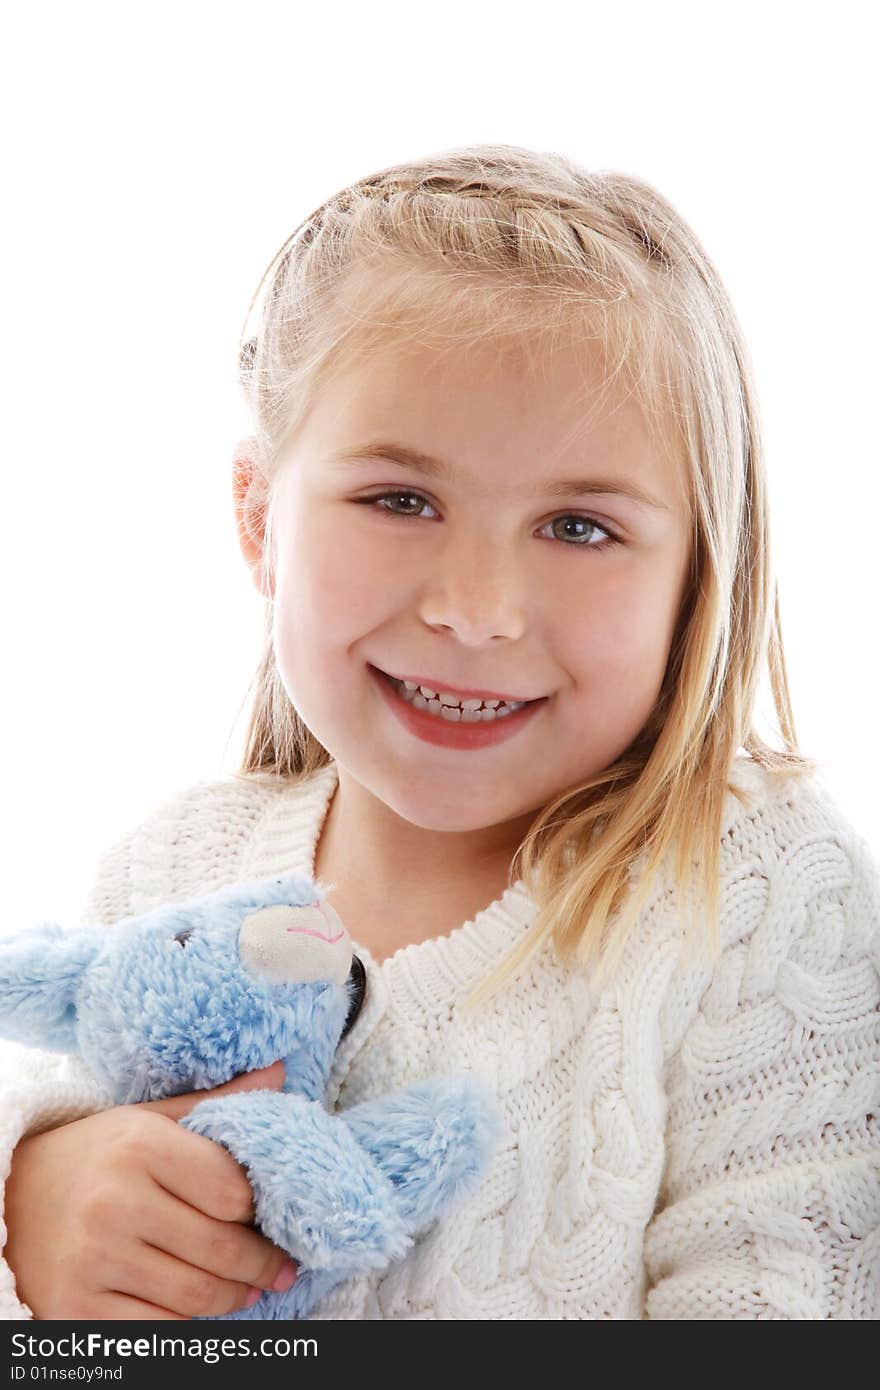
[369,664,548,750]
[383,670,540,703]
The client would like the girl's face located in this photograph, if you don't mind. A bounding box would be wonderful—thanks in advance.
[263,332,691,834]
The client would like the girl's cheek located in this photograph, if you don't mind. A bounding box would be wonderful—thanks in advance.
[284,524,392,638]
[558,577,673,686]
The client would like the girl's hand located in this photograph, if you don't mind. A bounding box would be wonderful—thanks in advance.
[3,1061,299,1320]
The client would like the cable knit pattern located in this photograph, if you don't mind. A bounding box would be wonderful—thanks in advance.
[1,758,878,1319]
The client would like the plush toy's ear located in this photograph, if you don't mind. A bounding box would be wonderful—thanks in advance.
[0,923,103,1052]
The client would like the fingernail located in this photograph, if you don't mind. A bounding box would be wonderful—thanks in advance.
[243,1286,262,1308]
[272,1260,297,1292]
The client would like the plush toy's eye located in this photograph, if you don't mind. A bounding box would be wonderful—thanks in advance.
[174,929,194,948]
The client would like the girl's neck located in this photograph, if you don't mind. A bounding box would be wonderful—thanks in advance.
[311,768,533,960]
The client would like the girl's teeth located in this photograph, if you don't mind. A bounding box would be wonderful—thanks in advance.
[396,676,524,721]
[403,679,506,711]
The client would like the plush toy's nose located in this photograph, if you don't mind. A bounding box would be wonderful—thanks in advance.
[238,900,352,984]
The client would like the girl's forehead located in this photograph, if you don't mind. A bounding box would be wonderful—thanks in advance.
[299,333,630,447]
[283,333,689,515]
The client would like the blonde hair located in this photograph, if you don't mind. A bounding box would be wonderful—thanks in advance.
[230,142,816,1000]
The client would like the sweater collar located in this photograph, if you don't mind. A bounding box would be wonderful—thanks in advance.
[243,753,786,1098]
[247,751,779,980]
[244,759,539,1100]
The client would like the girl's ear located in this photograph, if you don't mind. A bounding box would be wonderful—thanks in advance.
[232,438,274,600]
[0,924,102,1053]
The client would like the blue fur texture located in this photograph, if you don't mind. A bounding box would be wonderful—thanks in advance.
[0,873,504,1319]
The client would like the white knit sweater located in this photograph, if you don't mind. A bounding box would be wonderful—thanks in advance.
[1,757,878,1320]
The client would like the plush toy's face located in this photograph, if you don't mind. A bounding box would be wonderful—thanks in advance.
[238,898,351,984]
[0,873,364,1105]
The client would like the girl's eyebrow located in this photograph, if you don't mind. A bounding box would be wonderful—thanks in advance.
[327,440,670,513]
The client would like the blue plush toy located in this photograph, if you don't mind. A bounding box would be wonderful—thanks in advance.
[0,872,504,1320]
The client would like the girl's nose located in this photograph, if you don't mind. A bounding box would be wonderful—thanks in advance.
[418,538,527,644]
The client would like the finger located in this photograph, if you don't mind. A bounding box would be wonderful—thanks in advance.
[71,1292,190,1321]
[105,1239,261,1320]
[140,1186,295,1292]
[140,1121,257,1225]
[144,1061,286,1121]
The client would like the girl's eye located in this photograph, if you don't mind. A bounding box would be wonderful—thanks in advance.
[362,491,434,519]
[542,515,618,549]
[356,491,621,551]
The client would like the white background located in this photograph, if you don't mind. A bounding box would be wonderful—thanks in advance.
[2,1,877,933]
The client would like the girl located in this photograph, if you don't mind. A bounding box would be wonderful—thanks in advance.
[2,144,878,1321]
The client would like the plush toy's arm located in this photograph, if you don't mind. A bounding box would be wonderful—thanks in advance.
[181,1074,504,1276]
[181,1076,504,1323]
[340,1073,505,1234]
[180,1091,412,1275]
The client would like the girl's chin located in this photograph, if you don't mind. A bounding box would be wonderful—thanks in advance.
[347,762,539,836]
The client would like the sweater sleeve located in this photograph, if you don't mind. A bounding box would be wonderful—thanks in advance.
[643,818,880,1320]
[0,788,196,1320]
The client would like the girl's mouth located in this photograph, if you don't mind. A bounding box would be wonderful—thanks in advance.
[368,665,548,750]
